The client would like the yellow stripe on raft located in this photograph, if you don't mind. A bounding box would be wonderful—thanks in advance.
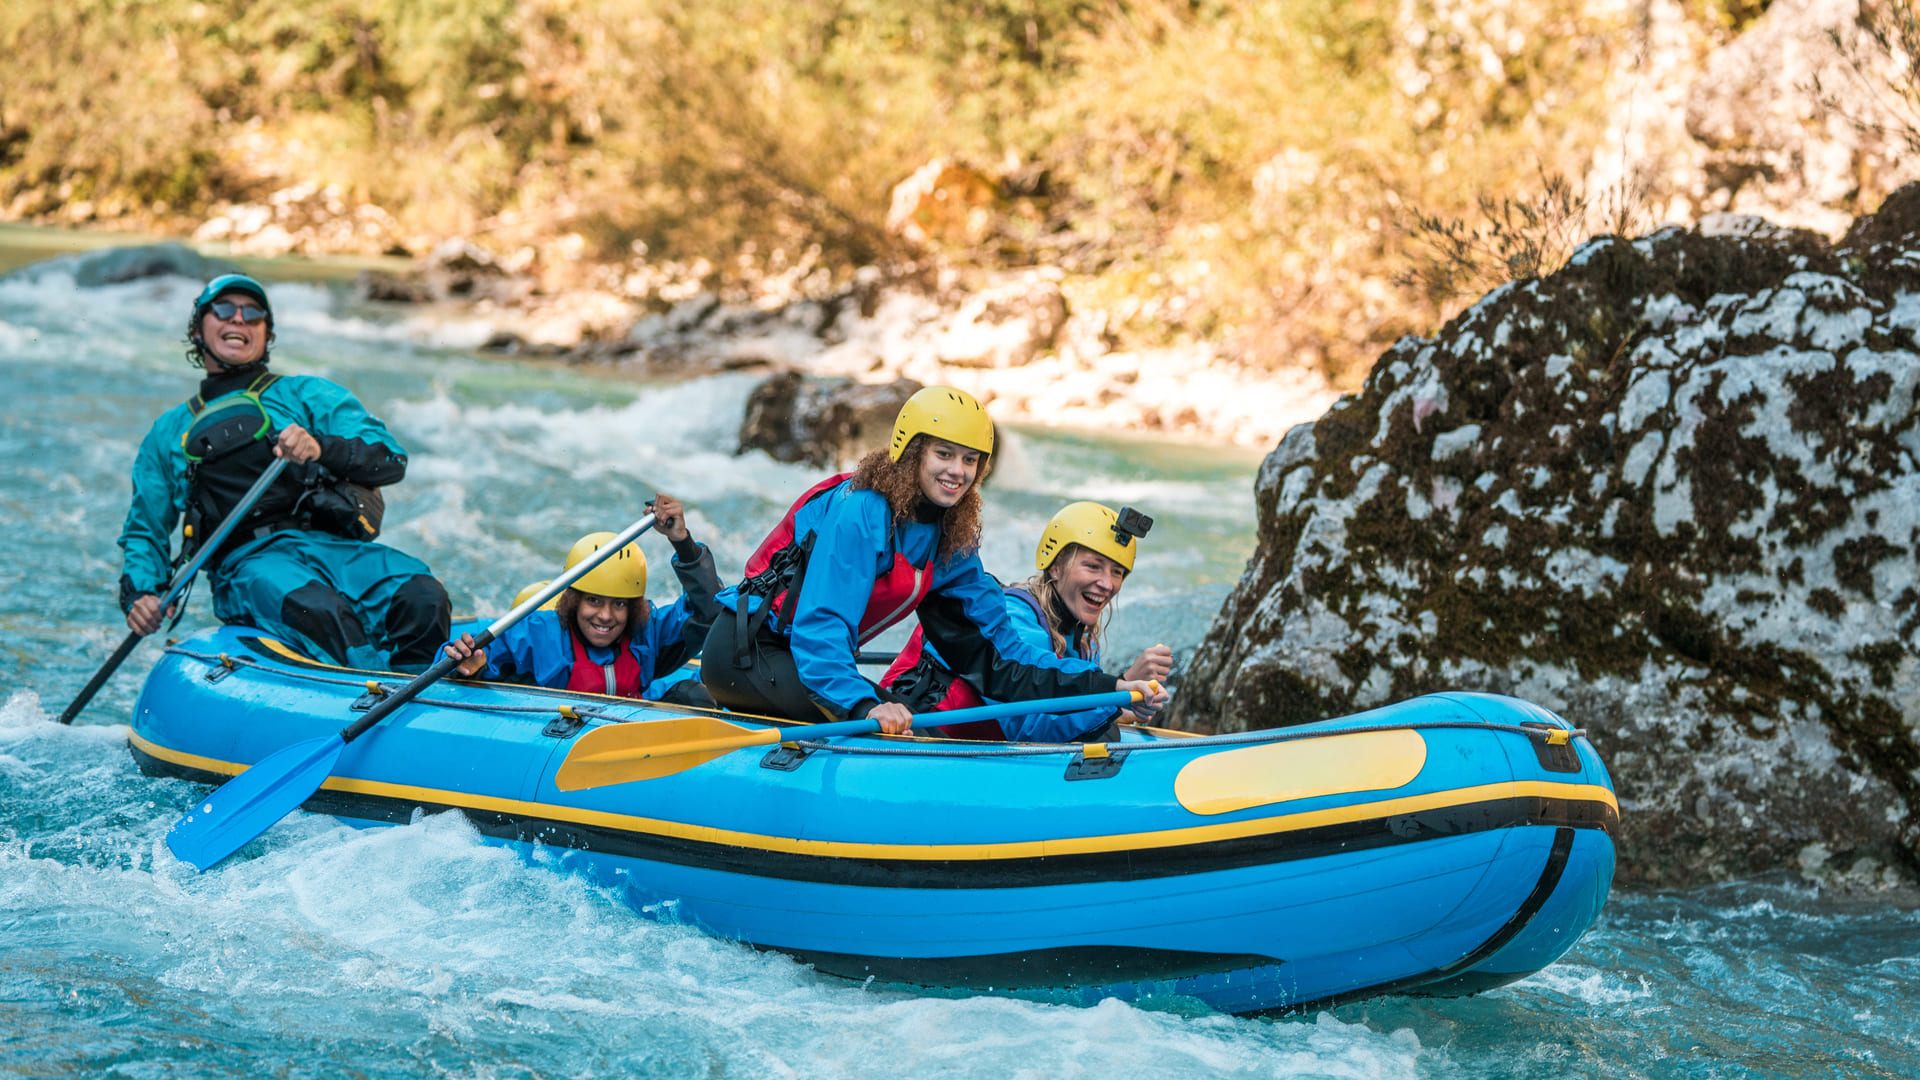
[1175,729,1428,816]
[127,730,1618,863]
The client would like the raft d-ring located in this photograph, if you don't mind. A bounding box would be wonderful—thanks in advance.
[761,742,814,771]
[543,705,586,738]
[1519,721,1582,773]
[1065,744,1127,781]
[350,681,392,711]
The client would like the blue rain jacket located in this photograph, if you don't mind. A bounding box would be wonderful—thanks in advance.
[717,481,1109,719]
[918,588,1118,742]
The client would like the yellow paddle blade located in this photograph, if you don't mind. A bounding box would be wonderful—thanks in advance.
[554,715,783,790]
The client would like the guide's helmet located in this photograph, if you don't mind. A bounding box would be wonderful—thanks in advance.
[187,273,275,366]
[511,580,560,612]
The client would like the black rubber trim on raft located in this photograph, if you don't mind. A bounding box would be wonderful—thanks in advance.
[132,742,1613,891]
[786,943,1286,992]
[1251,825,1577,1017]
[754,828,1576,1005]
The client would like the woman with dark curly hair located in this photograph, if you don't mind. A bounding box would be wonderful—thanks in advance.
[702,386,1167,731]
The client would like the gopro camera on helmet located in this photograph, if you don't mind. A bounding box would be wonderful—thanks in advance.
[1112,506,1153,545]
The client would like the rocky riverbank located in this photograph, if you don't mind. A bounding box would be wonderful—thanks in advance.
[1167,184,1920,890]
[354,246,1342,449]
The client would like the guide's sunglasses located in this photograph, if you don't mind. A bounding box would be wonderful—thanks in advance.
[207,300,269,324]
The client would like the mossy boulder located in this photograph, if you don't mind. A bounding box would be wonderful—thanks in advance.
[1170,183,1920,889]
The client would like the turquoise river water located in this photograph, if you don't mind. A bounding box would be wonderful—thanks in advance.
[1,237,1917,1078]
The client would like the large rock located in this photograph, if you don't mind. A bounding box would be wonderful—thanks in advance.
[71,241,238,287]
[0,241,238,287]
[738,373,924,470]
[1575,0,1920,243]
[354,238,530,306]
[193,182,405,257]
[1680,0,1916,235]
[1169,183,1920,889]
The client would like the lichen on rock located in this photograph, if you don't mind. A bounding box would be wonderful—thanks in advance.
[1170,183,1920,888]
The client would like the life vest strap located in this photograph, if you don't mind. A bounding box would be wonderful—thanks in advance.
[187,371,280,417]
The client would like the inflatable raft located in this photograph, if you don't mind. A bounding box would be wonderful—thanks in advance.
[129,623,1618,1015]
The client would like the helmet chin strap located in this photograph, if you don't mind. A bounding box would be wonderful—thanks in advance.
[193,336,270,374]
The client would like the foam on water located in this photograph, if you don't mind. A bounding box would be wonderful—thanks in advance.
[4,687,1445,1079]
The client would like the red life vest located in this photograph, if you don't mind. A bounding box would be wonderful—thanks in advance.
[739,473,936,645]
[565,631,646,697]
[881,627,996,738]
[881,588,1085,740]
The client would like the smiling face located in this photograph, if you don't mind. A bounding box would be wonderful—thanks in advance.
[196,290,270,370]
[1048,545,1128,627]
[574,593,633,648]
[915,437,982,508]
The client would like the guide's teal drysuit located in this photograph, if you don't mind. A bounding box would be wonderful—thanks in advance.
[118,365,450,672]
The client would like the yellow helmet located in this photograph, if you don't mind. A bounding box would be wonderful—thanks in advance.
[562,531,649,599]
[889,385,995,461]
[1035,502,1152,573]
[511,580,560,611]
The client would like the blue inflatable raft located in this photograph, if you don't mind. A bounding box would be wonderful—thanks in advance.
[128,623,1617,1015]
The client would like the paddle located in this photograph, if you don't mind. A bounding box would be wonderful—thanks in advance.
[553,685,1150,790]
[59,457,293,725]
[165,511,660,871]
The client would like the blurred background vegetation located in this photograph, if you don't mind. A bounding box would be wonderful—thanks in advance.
[0,0,1769,386]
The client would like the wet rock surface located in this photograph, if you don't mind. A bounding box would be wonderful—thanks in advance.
[1169,183,1920,889]
[17,241,238,288]
[355,238,530,307]
[738,373,924,470]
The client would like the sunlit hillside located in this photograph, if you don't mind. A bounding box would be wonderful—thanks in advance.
[8,0,1896,386]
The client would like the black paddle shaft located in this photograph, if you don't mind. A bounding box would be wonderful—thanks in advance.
[56,632,143,724]
[59,456,292,725]
[338,629,496,743]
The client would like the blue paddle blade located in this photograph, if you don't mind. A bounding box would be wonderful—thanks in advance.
[166,735,345,871]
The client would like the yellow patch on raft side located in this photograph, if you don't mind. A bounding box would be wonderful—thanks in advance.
[1175,730,1429,816]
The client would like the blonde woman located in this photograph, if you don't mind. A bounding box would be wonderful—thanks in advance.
[881,501,1172,742]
